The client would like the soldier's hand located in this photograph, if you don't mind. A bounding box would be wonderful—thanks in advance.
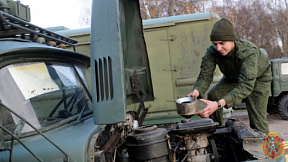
[197,99,218,118]
[187,89,199,98]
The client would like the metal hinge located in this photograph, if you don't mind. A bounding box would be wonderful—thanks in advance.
[163,66,179,71]
[160,35,176,41]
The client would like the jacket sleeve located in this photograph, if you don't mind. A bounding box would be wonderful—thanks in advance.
[223,51,258,107]
[193,49,216,97]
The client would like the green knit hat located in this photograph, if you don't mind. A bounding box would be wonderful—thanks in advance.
[210,18,236,41]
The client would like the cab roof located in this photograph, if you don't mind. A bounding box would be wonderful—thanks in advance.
[0,39,90,68]
[143,12,220,28]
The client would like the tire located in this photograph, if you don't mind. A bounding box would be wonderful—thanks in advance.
[277,94,288,120]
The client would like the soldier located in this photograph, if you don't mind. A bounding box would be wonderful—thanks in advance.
[187,18,272,134]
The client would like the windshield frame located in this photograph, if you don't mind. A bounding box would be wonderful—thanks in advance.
[0,51,92,138]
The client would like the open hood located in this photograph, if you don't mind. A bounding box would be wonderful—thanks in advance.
[90,0,152,124]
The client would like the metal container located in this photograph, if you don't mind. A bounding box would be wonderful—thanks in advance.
[126,125,169,161]
[176,97,198,118]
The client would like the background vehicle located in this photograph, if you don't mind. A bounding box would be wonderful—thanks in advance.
[0,0,285,162]
[269,58,288,120]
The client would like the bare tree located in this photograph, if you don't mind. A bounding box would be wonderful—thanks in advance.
[206,0,283,59]
[76,0,286,59]
[140,0,214,18]
[267,0,288,57]
[78,0,92,27]
[167,0,177,16]
[142,0,152,19]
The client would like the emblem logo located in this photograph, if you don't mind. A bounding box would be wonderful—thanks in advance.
[262,132,284,159]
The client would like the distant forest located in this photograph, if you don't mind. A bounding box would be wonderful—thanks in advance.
[139,0,288,59]
[80,0,287,59]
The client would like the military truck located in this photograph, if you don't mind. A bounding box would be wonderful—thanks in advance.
[0,0,285,162]
[268,58,288,120]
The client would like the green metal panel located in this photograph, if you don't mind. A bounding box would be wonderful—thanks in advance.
[168,19,219,97]
[90,0,150,124]
[2,116,100,162]
[90,0,126,124]
[142,29,174,110]
[270,60,280,97]
[56,27,91,57]
[7,1,30,22]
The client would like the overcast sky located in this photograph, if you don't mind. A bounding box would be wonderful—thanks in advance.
[20,0,91,29]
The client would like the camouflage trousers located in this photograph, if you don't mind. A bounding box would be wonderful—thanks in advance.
[207,77,270,134]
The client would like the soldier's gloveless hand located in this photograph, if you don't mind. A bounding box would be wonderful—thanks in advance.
[197,99,218,118]
[187,89,199,98]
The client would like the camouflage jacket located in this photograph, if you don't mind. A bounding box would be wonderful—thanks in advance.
[193,39,272,107]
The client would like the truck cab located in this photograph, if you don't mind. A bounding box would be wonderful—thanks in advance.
[0,1,102,161]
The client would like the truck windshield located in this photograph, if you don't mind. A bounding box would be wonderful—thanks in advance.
[0,61,92,134]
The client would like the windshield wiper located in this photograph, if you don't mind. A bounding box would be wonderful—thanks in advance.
[72,64,92,101]
[70,64,92,125]
[73,99,89,125]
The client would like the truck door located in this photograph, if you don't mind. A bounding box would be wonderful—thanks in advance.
[144,29,175,106]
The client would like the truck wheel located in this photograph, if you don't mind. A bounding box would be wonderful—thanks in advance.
[277,95,288,120]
